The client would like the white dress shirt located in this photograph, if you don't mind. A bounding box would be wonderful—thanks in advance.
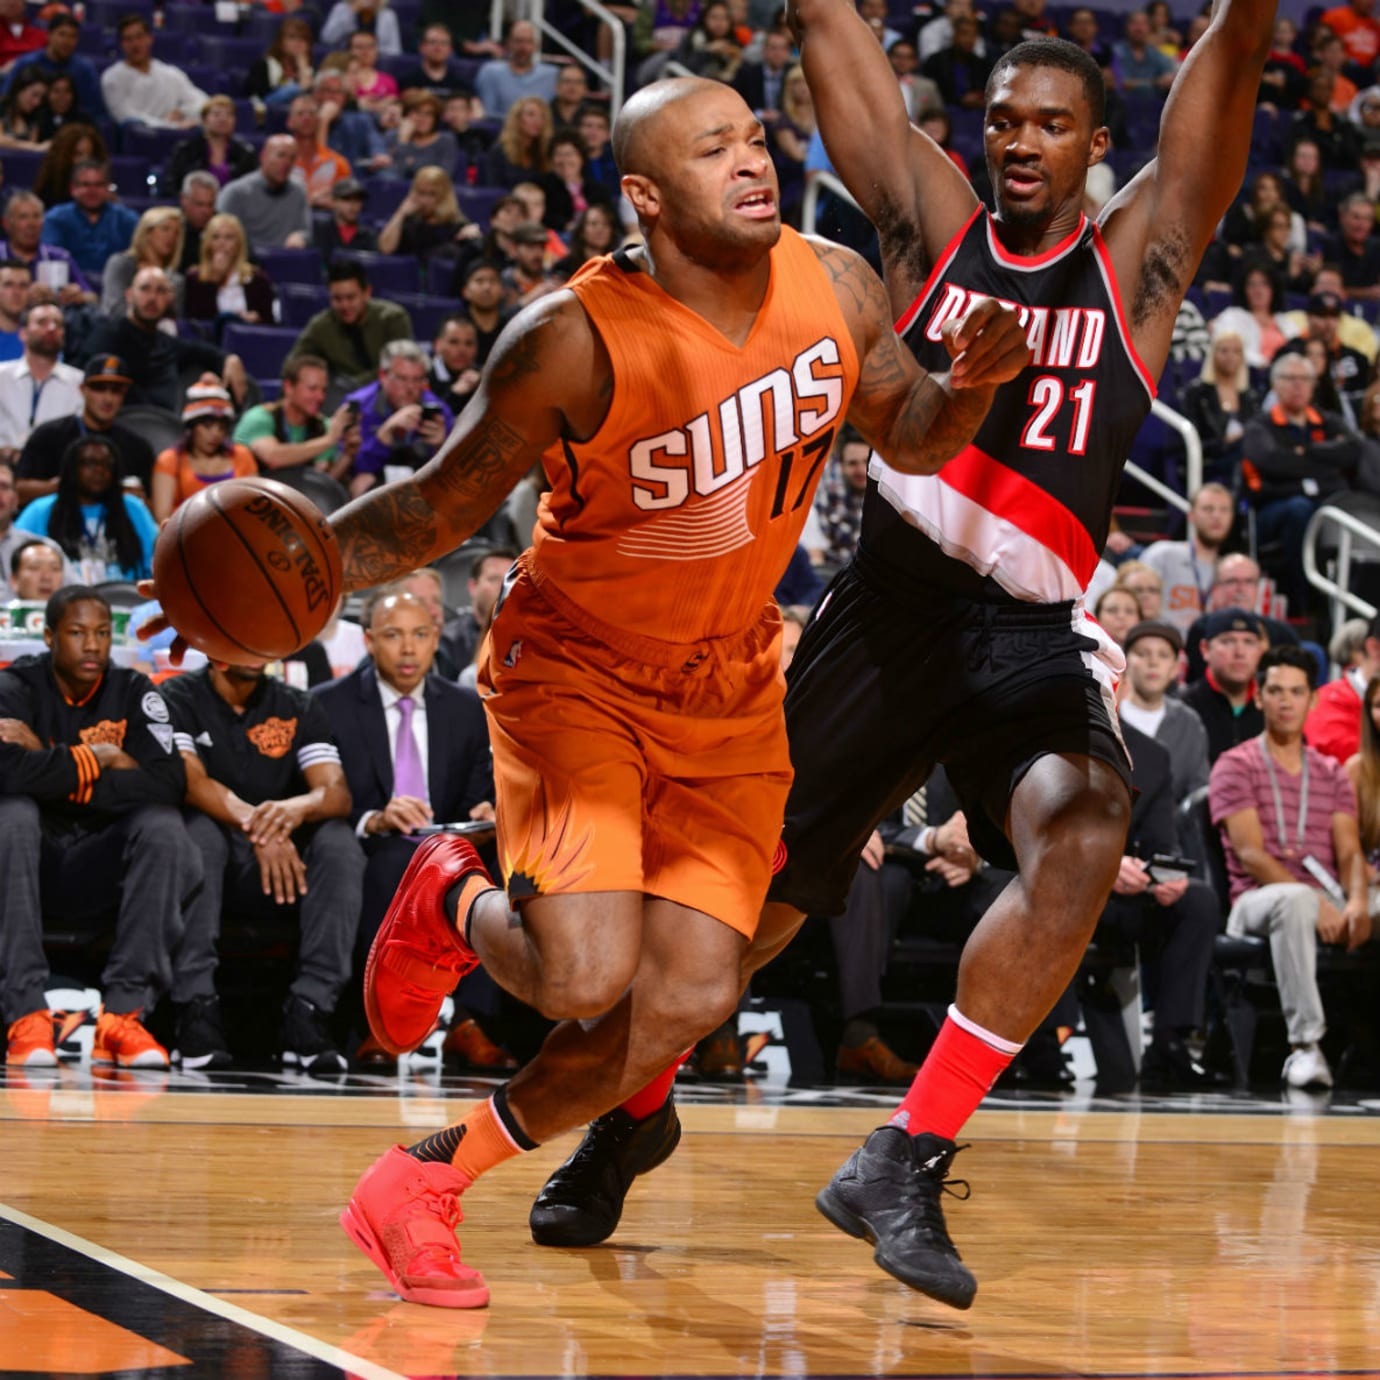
[357,677,430,837]
[0,358,83,451]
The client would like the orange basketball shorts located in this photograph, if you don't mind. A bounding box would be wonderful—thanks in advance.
[476,559,792,938]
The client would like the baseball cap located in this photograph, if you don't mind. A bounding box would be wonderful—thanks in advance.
[1201,607,1264,640]
[511,220,548,245]
[1123,619,1183,656]
[83,355,131,386]
[1307,290,1343,316]
[332,177,367,202]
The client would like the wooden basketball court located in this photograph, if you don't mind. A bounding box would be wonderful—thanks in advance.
[3,1067,1379,1379]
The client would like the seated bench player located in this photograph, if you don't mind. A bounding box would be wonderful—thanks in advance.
[0,585,200,1068]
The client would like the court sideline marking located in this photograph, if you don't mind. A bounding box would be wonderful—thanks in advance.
[0,1199,407,1380]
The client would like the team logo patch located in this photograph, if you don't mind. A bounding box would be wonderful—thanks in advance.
[149,723,174,754]
[246,716,298,758]
[503,639,523,668]
[770,839,787,876]
[141,691,169,723]
[79,718,126,748]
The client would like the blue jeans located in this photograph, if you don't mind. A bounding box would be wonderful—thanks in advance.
[1254,494,1317,608]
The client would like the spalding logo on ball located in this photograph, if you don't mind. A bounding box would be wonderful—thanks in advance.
[152,477,343,665]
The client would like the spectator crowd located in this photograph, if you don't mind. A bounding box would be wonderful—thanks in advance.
[1,0,1380,1094]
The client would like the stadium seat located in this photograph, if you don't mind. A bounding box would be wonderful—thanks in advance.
[275,466,350,516]
[390,293,465,342]
[195,34,266,72]
[151,31,193,64]
[222,324,302,384]
[120,125,186,172]
[2,149,43,189]
[389,0,422,43]
[456,186,506,231]
[86,0,152,27]
[276,283,331,329]
[253,247,324,285]
[360,177,411,223]
[116,405,186,457]
[110,155,157,199]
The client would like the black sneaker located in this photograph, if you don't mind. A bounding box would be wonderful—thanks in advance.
[1139,1036,1226,1090]
[529,1096,682,1247]
[816,1125,976,1309]
[281,996,347,1075]
[172,995,232,1071]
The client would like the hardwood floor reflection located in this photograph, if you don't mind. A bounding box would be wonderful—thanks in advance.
[2,1075,1378,1378]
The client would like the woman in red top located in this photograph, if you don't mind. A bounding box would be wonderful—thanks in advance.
[151,376,257,522]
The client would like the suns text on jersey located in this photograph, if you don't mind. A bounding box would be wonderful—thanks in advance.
[627,338,844,510]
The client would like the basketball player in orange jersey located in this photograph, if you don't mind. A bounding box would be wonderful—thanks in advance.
[307,76,1029,1308]
[529,0,1278,1312]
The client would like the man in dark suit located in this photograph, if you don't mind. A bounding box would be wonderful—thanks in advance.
[315,587,511,1070]
[733,29,794,119]
[1094,718,1222,1089]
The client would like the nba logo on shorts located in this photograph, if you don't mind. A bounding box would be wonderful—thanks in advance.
[503,639,524,668]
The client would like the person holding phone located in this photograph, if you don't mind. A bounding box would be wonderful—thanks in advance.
[342,340,453,497]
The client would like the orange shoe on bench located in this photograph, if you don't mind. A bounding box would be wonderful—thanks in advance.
[92,1009,168,1069]
[340,1146,489,1308]
[364,835,494,1056]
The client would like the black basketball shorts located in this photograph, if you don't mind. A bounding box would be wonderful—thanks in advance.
[769,553,1132,918]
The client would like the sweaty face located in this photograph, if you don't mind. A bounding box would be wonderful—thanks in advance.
[629,87,781,265]
[984,65,1104,230]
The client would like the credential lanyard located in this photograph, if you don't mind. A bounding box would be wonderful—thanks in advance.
[1259,735,1308,857]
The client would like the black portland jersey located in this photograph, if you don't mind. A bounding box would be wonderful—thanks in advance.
[863,207,1155,606]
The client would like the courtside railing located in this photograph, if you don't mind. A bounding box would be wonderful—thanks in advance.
[491,0,627,120]
[1304,504,1380,630]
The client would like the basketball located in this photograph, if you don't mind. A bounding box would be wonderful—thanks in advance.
[152,477,343,665]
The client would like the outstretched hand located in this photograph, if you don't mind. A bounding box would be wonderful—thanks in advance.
[134,579,189,667]
[942,298,1031,388]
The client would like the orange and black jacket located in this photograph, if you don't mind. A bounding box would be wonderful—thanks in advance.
[0,653,186,823]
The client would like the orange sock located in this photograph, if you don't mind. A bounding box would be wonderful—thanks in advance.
[406,1088,538,1182]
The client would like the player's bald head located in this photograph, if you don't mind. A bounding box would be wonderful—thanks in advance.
[612,76,747,178]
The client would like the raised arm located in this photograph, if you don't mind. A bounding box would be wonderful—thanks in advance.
[788,0,977,294]
[330,292,606,591]
[1099,0,1276,374]
[814,240,1028,475]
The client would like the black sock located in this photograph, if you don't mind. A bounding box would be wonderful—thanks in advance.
[406,1123,468,1163]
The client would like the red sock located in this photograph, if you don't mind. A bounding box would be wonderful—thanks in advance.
[619,1049,692,1121]
[889,1005,1022,1141]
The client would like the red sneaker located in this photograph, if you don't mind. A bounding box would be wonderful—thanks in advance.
[340,1146,489,1308]
[363,835,493,1056]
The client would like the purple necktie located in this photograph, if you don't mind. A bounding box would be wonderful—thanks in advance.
[393,695,427,802]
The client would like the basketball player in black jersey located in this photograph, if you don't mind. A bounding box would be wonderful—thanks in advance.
[526,0,1276,1310]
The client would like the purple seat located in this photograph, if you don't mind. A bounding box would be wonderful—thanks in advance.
[254,247,325,285]
[221,323,302,383]
[390,293,465,341]
[110,155,157,199]
[276,282,331,328]
[456,185,505,231]
[195,35,266,71]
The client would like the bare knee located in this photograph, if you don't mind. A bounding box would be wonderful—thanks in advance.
[531,952,637,1021]
[644,966,742,1056]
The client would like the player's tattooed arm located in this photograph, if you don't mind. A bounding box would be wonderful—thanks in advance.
[814,240,1029,474]
[331,294,606,592]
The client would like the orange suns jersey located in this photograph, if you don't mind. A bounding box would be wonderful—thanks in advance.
[529,228,861,645]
